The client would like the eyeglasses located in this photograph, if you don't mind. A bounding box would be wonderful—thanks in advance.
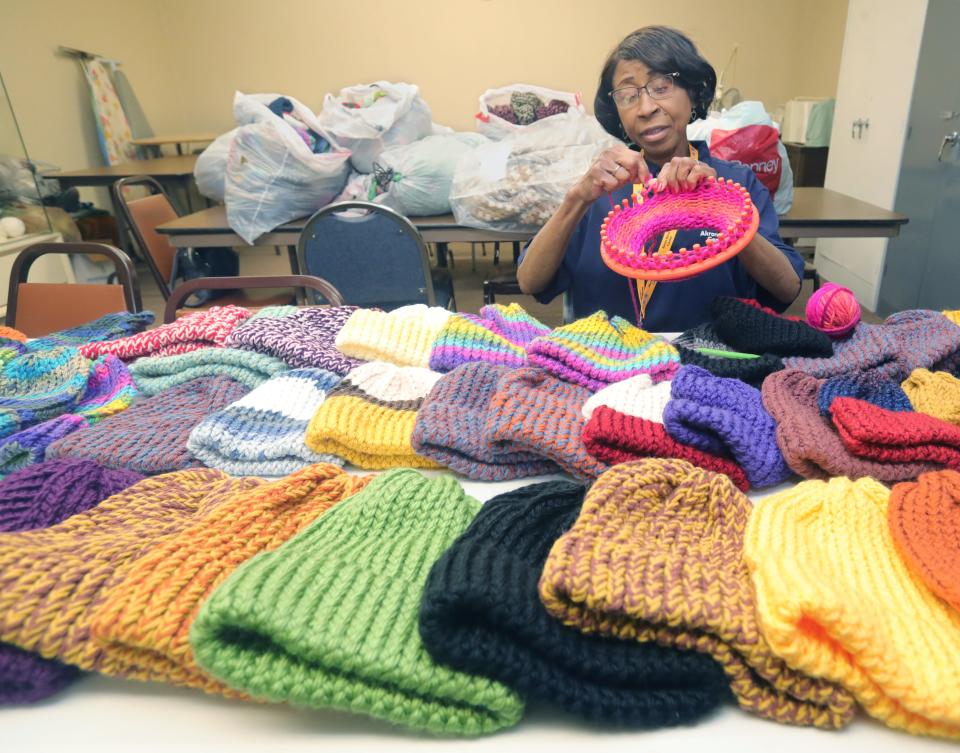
[609,72,680,108]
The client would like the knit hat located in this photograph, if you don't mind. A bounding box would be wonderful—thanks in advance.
[674,322,735,352]
[412,363,561,480]
[335,304,452,368]
[78,306,251,361]
[0,327,26,344]
[581,376,750,491]
[428,303,550,372]
[831,396,960,470]
[190,470,524,735]
[763,369,937,482]
[526,311,679,391]
[663,365,792,488]
[783,310,960,381]
[0,458,144,703]
[745,476,960,739]
[129,347,288,396]
[676,344,783,387]
[46,376,250,474]
[90,464,369,693]
[188,369,344,476]
[539,459,856,729]
[0,347,93,438]
[26,311,155,352]
[305,361,442,469]
[420,481,731,726]
[944,309,960,327]
[485,367,607,481]
[711,296,833,358]
[225,306,362,375]
[902,368,960,425]
[0,416,86,478]
[0,469,260,675]
[818,370,913,416]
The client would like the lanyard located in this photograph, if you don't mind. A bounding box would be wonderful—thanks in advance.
[627,144,699,327]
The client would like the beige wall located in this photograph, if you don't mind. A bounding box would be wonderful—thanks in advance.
[1,0,848,173]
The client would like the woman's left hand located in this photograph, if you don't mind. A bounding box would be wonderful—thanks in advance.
[652,156,717,192]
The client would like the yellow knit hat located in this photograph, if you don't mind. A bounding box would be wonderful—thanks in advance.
[744,476,960,739]
[334,304,452,368]
[305,361,443,469]
[901,368,960,426]
[943,310,960,327]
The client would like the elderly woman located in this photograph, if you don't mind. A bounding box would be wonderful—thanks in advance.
[518,26,803,331]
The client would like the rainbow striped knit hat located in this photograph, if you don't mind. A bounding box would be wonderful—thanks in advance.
[428,303,550,372]
[526,311,679,392]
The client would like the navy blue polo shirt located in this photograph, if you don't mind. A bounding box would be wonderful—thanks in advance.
[524,140,803,331]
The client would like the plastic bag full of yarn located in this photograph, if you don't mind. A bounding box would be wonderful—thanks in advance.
[805,282,861,338]
[600,176,759,281]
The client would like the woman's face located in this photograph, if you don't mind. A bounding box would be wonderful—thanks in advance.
[612,59,692,163]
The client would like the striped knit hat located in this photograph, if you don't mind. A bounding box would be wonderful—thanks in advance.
[581,375,749,491]
[711,296,833,358]
[0,469,260,675]
[818,370,913,416]
[902,369,960,425]
[46,376,249,474]
[783,310,960,381]
[420,480,731,726]
[79,306,251,361]
[191,470,525,735]
[26,311,155,352]
[225,306,361,375]
[305,361,442,469]
[540,459,856,729]
[763,369,937,482]
[663,365,792,488]
[335,304,452,368]
[129,347,288,396]
[0,347,93,438]
[428,303,550,372]
[90,464,369,693]
[745,476,960,739]
[412,363,561,480]
[188,368,344,476]
[526,311,679,391]
[486,367,607,481]
[0,458,144,703]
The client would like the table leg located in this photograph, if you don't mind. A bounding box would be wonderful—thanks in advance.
[287,246,301,275]
[435,242,448,268]
[512,241,522,265]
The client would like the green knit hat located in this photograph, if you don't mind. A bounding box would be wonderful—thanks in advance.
[190,469,524,736]
[128,347,288,396]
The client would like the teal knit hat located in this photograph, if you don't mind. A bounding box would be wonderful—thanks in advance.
[128,347,288,396]
[190,469,524,736]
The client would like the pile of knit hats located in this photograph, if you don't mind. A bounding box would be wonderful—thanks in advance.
[129,348,288,395]
[428,303,550,372]
[335,304,452,368]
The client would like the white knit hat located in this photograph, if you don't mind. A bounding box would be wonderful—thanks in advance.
[582,374,672,422]
[334,305,452,368]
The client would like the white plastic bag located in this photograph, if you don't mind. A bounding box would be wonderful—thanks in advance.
[193,128,237,203]
[475,84,584,141]
[224,92,351,244]
[450,115,619,233]
[317,82,433,173]
[688,101,794,215]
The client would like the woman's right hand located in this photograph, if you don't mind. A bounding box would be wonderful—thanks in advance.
[568,145,650,204]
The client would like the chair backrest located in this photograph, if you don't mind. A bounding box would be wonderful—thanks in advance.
[112,175,179,299]
[162,275,345,323]
[296,201,436,310]
[7,242,142,337]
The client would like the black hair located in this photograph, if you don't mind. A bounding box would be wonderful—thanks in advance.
[594,26,717,141]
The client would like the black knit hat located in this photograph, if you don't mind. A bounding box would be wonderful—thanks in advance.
[677,345,784,387]
[419,480,731,727]
[711,297,833,358]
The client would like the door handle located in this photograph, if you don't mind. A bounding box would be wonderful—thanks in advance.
[938,131,959,161]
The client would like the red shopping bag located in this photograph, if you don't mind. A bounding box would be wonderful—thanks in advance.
[709,124,783,198]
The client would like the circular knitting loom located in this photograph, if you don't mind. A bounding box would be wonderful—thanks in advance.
[600,177,760,281]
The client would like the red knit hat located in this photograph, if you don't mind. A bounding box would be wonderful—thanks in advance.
[889,470,960,611]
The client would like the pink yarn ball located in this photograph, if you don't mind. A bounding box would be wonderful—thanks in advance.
[806,282,861,338]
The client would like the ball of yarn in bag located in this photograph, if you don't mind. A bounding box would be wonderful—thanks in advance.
[488,104,518,124]
[536,99,570,121]
[806,282,861,338]
[510,91,542,126]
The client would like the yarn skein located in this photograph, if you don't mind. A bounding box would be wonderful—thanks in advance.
[806,283,861,338]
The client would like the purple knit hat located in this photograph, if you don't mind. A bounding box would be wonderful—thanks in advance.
[817,370,913,417]
[0,415,85,477]
[224,306,362,375]
[428,304,550,372]
[762,369,938,482]
[412,363,562,480]
[0,458,144,704]
[663,365,792,488]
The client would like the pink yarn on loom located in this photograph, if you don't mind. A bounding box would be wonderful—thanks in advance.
[805,282,861,338]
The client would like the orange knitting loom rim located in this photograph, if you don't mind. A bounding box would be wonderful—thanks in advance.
[600,188,760,282]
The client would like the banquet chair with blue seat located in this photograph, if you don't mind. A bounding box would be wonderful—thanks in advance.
[296,201,456,311]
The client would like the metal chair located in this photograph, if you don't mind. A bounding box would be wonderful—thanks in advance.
[297,201,456,311]
[7,242,142,337]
